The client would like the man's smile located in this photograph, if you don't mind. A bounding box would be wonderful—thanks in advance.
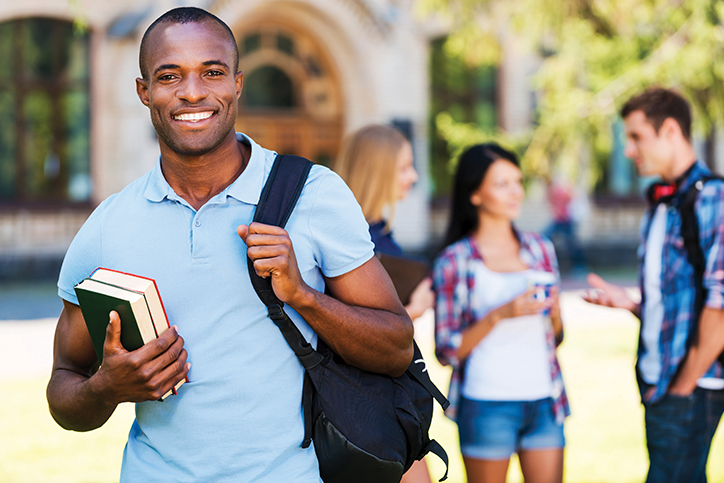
[172,111,215,122]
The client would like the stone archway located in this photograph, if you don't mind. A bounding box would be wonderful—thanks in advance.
[234,19,344,166]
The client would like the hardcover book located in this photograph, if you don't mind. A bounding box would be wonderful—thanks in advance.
[74,268,184,399]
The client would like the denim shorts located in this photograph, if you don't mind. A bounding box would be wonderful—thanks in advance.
[457,397,565,460]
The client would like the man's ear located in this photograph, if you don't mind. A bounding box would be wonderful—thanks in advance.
[136,77,150,107]
[235,71,243,99]
[660,117,682,140]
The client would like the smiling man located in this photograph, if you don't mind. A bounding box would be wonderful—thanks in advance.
[583,88,724,483]
[46,7,413,482]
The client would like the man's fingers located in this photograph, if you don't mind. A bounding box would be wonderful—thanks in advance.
[586,272,608,290]
[248,222,288,236]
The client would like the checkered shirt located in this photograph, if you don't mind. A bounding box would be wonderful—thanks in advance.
[639,161,724,403]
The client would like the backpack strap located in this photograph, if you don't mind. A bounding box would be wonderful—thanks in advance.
[247,153,324,369]
[247,154,322,447]
[422,439,449,482]
[407,341,450,410]
[249,154,314,307]
[679,175,724,314]
[678,174,724,361]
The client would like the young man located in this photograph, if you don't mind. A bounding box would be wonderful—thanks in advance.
[46,7,413,482]
[584,87,724,483]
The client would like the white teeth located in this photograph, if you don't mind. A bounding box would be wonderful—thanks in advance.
[174,111,213,122]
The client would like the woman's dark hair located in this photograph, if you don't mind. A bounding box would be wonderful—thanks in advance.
[442,143,520,248]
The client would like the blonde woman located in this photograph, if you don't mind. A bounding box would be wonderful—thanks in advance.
[335,124,434,321]
[335,124,434,483]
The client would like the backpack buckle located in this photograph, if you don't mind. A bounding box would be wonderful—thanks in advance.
[268,304,285,322]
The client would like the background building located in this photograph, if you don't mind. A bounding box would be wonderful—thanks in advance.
[2,0,722,280]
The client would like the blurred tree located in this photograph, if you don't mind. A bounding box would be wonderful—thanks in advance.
[420,0,724,188]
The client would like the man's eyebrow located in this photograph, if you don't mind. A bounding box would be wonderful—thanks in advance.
[153,64,180,76]
[202,60,230,69]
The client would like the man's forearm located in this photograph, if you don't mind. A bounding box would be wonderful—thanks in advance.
[291,289,414,377]
[670,307,724,394]
[47,369,117,432]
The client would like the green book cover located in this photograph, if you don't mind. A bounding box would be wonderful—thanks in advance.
[74,279,156,363]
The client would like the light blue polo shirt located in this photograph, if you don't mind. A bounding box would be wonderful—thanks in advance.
[58,133,374,482]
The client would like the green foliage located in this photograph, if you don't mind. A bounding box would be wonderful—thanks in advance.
[421,0,724,185]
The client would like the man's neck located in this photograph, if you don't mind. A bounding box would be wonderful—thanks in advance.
[160,133,250,211]
[662,144,697,183]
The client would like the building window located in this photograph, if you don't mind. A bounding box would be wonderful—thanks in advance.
[242,66,295,109]
[429,37,498,198]
[0,17,91,206]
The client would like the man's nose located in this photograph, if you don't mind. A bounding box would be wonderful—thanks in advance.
[177,76,209,103]
[623,140,637,159]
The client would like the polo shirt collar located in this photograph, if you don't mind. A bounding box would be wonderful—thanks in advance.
[143,132,268,206]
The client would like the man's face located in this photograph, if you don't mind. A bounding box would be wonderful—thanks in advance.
[623,110,674,178]
[136,21,242,157]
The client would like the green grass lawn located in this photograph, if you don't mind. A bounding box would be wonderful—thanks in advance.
[2,306,724,482]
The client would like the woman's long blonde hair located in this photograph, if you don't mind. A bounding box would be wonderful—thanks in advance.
[334,124,408,227]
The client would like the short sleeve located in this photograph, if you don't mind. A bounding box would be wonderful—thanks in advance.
[307,167,375,278]
[432,250,465,368]
[57,198,111,304]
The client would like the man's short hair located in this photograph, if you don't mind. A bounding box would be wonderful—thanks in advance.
[620,87,692,140]
[139,7,239,80]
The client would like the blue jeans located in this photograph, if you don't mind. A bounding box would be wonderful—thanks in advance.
[640,383,724,483]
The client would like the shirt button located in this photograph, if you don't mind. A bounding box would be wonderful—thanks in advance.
[195,219,201,227]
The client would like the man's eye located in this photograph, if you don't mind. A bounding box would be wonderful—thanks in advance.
[158,74,175,81]
[207,70,223,77]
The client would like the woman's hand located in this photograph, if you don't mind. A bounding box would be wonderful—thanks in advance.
[405,277,434,321]
[457,287,555,360]
[495,287,555,321]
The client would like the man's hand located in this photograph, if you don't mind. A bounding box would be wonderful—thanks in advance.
[238,222,314,307]
[582,273,640,315]
[47,301,190,431]
[91,311,190,405]
[239,222,413,376]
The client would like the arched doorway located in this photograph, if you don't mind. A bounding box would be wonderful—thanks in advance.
[234,22,343,166]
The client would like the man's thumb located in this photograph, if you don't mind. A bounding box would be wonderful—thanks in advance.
[104,310,125,354]
[237,224,249,242]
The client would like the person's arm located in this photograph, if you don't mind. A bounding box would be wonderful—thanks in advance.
[668,307,724,395]
[47,300,190,431]
[239,222,414,377]
[669,181,724,394]
[404,277,434,321]
[457,287,553,360]
[582,273,641,318]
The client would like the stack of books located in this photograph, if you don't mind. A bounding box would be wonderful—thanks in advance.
[74,268,185,399]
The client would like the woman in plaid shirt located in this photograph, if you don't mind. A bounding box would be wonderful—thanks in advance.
[432,143,569,483]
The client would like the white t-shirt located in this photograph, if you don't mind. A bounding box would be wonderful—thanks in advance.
[640,203,724,390]
[640,203,668,385]
[461,262,553,401]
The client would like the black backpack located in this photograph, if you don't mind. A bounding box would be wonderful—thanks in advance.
[246,154,450,483]
[673,173,724,365]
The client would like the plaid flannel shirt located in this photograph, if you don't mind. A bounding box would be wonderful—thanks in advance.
[639,161,724,403]
[432,231,570,423]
